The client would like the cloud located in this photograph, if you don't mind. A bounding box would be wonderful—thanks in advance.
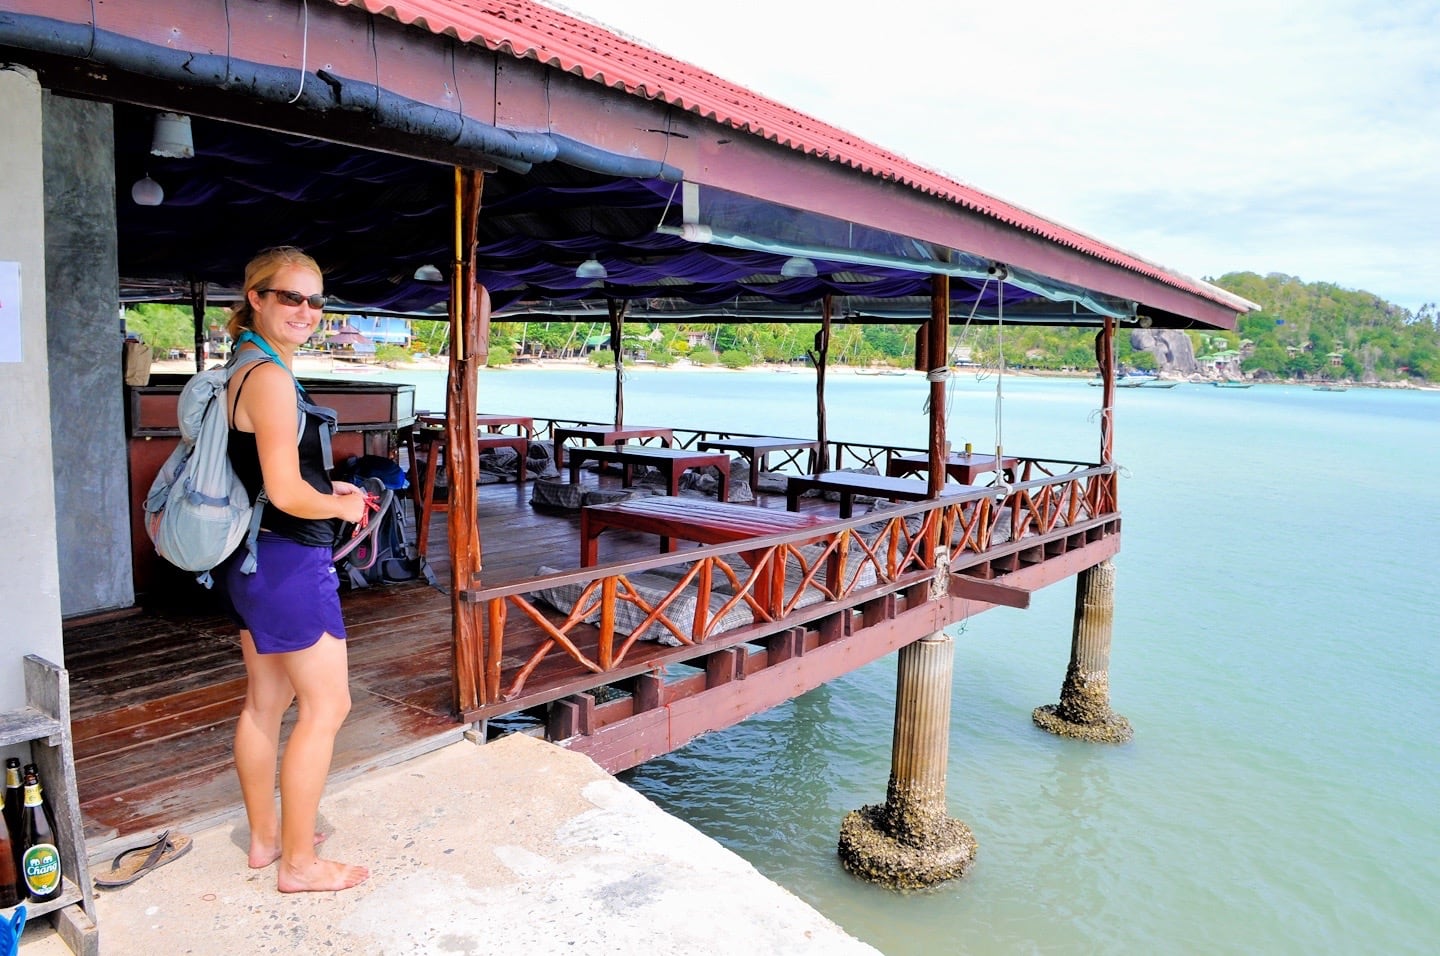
[557,0,1440,311]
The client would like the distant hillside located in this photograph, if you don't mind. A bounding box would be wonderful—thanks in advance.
[1212,272,1439,383]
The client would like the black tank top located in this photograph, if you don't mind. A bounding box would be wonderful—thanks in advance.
[227,362,340,548]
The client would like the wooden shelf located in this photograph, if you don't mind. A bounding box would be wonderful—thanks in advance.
[1,876,84,921]
[0,706,63,748]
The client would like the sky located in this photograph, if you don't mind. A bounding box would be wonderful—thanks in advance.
[552,0,1440,314]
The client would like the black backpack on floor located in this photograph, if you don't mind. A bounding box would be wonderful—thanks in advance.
[333,456,430,588]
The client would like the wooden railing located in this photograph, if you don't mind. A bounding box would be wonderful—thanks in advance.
[457,449,1117,713]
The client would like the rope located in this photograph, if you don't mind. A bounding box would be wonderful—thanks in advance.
[288,0,309,104]
[994,272,1005,463]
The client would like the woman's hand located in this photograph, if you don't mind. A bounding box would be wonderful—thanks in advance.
[331,481,368,524]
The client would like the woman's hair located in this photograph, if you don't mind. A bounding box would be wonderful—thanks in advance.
[225,246,323,340]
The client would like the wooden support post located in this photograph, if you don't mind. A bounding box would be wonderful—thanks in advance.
[705,648,741,688]
[609,299,627,428]
[766,627,805,667]
[838,550,976,888]
[450,166,488,714]
[547,693,596,740]
[190,279,206,375]
[861,593,897,629]
[631,672,664,713]
[1033,558,1133,742]
[811,297,832,472]
[817,611,847,645]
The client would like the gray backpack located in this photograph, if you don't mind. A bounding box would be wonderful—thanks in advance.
[142,350,306,587]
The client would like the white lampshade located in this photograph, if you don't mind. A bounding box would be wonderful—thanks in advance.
[131,175,164,206]
[575,256,608,280]
[780,255,817,278]
[151,112,194,159]
[413,264,444,282]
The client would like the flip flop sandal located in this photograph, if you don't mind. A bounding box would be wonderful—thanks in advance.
[332,477,395,569]
[93,829,193,889]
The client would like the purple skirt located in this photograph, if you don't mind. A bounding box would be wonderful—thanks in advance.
[219,532,347,654]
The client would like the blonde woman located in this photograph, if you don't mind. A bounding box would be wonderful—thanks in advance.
[218,246,369,892]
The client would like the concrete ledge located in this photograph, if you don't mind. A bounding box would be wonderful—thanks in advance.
[21,734,878,955]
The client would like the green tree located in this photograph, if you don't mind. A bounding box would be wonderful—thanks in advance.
[124,303,226,351]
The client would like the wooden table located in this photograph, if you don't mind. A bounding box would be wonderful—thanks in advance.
[552,424,673,468]
[887,450,1019,485]
[786,471,971,518]
[567,445,732,498]
[419,412,535,436]
[474,413,536,437]
[697,436,818,497]
[580,496,836,609]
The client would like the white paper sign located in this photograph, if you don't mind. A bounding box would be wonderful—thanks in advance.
[0,261,20,363]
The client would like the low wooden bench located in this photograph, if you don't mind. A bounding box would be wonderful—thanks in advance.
[567,445,732,498]
[785,471,971,518]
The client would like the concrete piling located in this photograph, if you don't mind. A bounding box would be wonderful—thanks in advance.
[1033,558,1133,743]
[838,552,977,889]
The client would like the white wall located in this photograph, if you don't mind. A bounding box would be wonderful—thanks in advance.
[0,66,65,711]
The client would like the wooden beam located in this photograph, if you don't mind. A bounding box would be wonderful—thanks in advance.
[450,166,487,714]
[949,575,1031,609]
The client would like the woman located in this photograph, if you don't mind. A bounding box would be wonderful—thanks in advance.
[219,246,369,892]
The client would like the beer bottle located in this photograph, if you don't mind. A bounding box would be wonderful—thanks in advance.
[19,768,62,903]
[0,785,19,908]
[2,759,19,849]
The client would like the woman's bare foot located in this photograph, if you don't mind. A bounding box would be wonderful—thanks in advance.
[248,831,329,869]
[276,857,370,893]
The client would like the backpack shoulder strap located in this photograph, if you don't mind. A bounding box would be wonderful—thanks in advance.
[226,345,307,446]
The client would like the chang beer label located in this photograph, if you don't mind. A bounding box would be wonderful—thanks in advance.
[23,842,61,895]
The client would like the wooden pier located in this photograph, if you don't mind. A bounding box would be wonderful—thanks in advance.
[64,427,1119,841]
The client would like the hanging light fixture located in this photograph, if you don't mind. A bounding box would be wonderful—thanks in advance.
[575,255,608,280]
[413,263,444,282]
[151,112,195,159]
[780,255,817,278]
[130,174,164,206]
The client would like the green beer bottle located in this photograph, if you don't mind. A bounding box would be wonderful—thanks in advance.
[19,768,62,902]
[0,783,20,908]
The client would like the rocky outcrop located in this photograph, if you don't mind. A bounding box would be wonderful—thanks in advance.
[1130,329,1198,375]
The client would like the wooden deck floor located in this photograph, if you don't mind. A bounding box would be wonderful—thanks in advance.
[65,470,817,841]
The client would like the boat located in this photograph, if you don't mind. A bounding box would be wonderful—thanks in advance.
[856,367,907,377]
[1213,380,1253,389]
[1090,373,1174,388]
[1313,384,1348,392]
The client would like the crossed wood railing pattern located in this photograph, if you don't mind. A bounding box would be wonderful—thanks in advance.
[457,450,1117,711]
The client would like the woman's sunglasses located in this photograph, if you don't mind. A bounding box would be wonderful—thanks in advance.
[259,289,329,310]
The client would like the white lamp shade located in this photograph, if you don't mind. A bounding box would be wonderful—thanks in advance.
[780,256,817,278]
[151,112,194,159]
[413,264,444,282]
[131,175,164,206]
[575,256,608,280]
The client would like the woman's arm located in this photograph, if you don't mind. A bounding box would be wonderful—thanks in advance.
[238,362,366,523]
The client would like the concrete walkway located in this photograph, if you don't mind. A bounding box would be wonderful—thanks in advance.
[21,734,878,955]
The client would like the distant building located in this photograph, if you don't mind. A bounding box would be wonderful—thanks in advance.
[345,316,411,346]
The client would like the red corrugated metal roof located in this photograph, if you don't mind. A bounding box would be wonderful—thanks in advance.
[329,0,1240,310]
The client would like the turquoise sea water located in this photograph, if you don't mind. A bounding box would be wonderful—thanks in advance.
[367,366,1440,954]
